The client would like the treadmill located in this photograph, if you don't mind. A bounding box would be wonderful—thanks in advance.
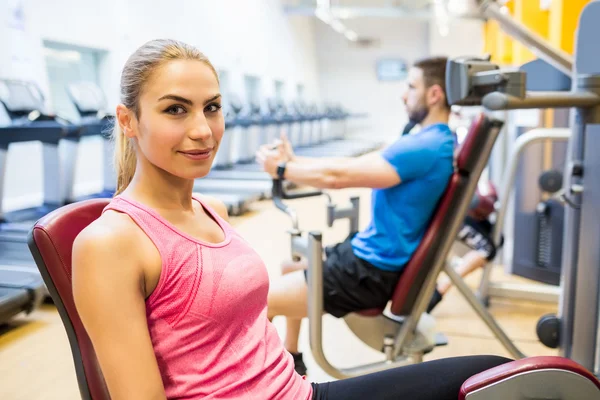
[224,98,282,174]
[293,103,382,157]
[0,79,57,309]
[63,81,116,202]
[0,267,45,326]
[0,79,80,240]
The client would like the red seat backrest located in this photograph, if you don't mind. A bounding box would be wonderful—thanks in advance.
[390,114,503,315]
[27,199,111,400]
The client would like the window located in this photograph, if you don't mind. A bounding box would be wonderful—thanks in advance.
[43,41,106,122]
[296,83,305,99]
[217,69,230,95]
[244,75,261,105]
[274,80,285,102]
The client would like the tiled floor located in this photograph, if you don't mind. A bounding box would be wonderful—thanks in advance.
[0,188,558,399]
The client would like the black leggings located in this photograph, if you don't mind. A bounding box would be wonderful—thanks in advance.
[311,355,512,400]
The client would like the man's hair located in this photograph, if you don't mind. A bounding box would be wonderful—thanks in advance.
[413,56,449,109]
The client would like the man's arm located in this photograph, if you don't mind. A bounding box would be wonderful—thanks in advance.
[281,151,401,190]
[290,154,351,166]
[268,133,351,166]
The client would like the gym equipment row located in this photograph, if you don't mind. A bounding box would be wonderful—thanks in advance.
[264,0,600,390]
[0,75,376,326]
[473,58,572,307]
[460,0,600,376]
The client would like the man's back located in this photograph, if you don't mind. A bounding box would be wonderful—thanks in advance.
[351,123,455,272]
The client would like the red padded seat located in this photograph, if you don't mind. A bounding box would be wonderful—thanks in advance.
[28,199,111,400]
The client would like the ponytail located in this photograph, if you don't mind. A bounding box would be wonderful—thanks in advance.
[112,122,136,196]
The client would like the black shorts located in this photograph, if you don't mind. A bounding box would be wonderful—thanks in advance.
[457,216,499,261]
[304,235,401,318]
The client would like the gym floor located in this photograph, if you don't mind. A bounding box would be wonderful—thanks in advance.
[0,188,558,399]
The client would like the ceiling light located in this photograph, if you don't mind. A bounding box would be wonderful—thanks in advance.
[345,30,358,41]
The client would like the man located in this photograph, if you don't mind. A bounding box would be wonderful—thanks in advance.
[256,56,478,375]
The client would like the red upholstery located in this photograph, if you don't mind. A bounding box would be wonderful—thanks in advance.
[28,199,111,400]
[387,114,492,316]
[468,181,498,221]
[456,113,488,173]
[357,308,385,317]
[390,174,466,315]
[459,356,600,399]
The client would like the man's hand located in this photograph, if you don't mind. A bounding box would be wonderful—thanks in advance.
[256,131,295,178]
[255,145,282,178]
[277,131,295,161]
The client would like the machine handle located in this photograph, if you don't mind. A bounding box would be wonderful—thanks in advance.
[272,179,323,200]
[272,179,323,231]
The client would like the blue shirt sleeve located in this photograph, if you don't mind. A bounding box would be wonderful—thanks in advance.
[381,134,439,182]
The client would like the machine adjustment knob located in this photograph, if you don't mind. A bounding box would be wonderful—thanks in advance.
[536,313,560,349]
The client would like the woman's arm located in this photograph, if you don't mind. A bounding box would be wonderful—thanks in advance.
[72,215,167,400]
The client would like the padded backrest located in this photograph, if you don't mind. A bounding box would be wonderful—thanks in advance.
[390,114,501,315]
[27,199,111,400]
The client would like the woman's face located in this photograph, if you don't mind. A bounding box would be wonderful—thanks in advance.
[125,59,224,180]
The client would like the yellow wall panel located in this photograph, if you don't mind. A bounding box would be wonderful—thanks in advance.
[512,0,549,66]
[549,0,593,54]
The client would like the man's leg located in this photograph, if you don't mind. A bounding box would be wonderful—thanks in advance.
[277,257,308,373]
[268,270,309,375]
[267,270,309,320]
[436,250,488,296]
[278,257,308,354]
[427,218,497,313]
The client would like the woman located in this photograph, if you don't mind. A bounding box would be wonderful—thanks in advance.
[72,38,511,400]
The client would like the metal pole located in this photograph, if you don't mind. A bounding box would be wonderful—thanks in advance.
[483,92,600,111]
[492,128,571,246]
[478,128,570,301]
[479,0,573,77]
[306,231,345,378]
[447,263,526,360]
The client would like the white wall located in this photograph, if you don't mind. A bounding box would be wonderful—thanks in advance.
[314,16,485,143]
[0,0,320,209]
[315,18,430,142]
[429,18,485,59]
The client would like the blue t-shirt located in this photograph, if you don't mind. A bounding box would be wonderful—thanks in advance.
[351,123,455,272]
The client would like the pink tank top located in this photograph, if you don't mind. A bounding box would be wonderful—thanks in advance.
[103,195,313,400]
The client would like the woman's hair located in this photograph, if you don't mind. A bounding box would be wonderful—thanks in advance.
[112,39,219,195]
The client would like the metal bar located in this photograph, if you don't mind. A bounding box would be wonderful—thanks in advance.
[306,231,333,375]
[327,196,360,232]
[479,0,573,77]
[478,128,570,301]
[483,92,600,111]
[291,235,309,260]
[446,262,527,360]
[493,128,570,245]
[349,196,360,233]
[487,282,561,303]
[305,231,414,379]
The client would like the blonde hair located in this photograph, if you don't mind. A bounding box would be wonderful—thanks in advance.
[112,39,219,195]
